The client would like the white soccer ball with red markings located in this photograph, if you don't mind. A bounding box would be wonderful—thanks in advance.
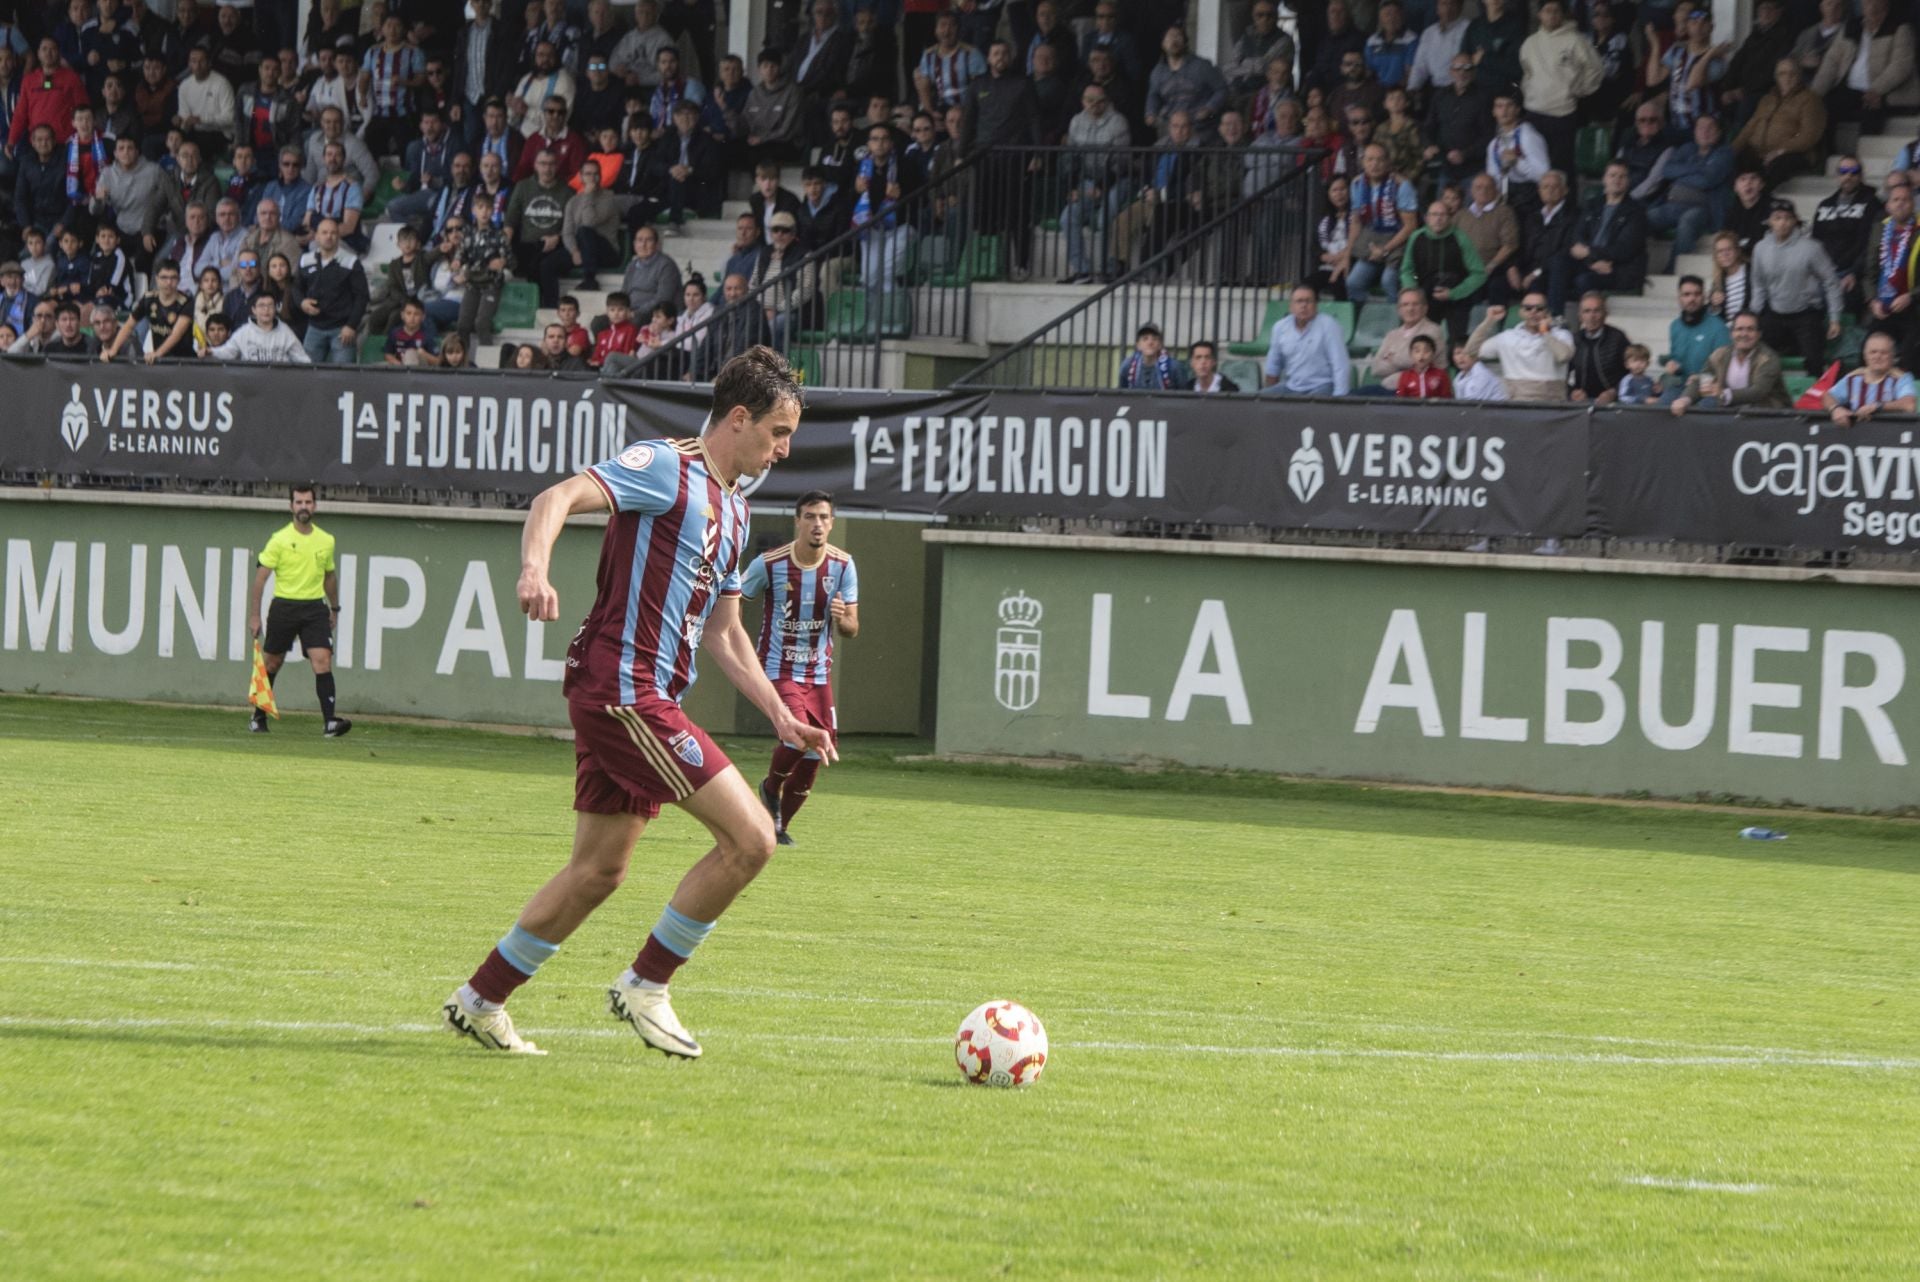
[954,1000,1049,1088]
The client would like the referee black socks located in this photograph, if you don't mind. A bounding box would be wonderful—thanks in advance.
[316,672,337,723]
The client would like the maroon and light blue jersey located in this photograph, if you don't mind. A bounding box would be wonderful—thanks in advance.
[565,439,749,708]
[739,544,858,686]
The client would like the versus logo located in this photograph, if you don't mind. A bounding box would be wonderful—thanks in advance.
[59,383,237,456]
[994,591,1044,712]
[1286,424,1507,509]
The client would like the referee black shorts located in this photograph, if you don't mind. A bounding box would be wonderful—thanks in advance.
[263,598,334,656]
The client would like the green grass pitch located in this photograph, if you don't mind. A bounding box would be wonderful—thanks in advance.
[2,694,1917,1279]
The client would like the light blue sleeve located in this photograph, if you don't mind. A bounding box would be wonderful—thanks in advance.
[587,441,681,514]
[966,49,987,77]
[1264,320,1286,379]
[738,553,768,600]
[1326,318,1351,395]
[838,557,860,605]
[1396,183,1419,213]
[1899,373,1917,401]
[344,181,364,213]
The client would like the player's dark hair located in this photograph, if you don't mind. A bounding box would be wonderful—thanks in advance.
[290,482,317,500]
[795,490,834,515]
[712,346,803,424]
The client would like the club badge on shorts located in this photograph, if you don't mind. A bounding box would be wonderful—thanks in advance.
[668,729,704,769]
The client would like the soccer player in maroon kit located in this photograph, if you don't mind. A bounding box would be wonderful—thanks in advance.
[442,348,833,1057]
[740,492,861,846]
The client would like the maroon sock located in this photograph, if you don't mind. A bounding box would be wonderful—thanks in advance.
[467,947,535,1005]
[781,757,822,828]
[763,742,807,797]
[631,933,689,985]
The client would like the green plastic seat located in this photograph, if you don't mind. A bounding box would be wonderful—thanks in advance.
[496,281,539,330]
[1575,123,1612,178]
[966,234,1003,281]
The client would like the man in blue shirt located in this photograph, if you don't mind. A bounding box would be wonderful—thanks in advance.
[1264,286,1352,396]
[1662,274,1730,403]
[1641,116,1734,273]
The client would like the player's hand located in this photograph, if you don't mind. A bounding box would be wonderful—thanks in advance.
[775,709,836,764]
[829,597,851,626]
[248,613,261,638]
[517,567,560,621]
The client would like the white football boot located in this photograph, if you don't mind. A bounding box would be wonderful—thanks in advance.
[442,990,546,1055]
[607,980,703,1058]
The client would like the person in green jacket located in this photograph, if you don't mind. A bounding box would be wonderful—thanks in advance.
[1400,199,1487,345]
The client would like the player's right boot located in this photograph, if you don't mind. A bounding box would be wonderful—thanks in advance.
[607,980,703,1058]
[248,709,269,733]
[776,829,796,847]
[757,778,780,823]
[442,989,546,1054]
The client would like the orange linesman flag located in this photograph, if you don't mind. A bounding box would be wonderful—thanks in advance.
[249,641,280,719]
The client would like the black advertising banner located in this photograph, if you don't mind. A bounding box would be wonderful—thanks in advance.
[1,359,1590,536]
[1589,413,1920,550]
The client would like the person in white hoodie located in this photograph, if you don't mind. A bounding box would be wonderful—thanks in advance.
[1519,0,1602,180]
[211,292,312,362]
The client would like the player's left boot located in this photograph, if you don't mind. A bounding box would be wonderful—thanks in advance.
[324,717,353,738]
[775,829,796,847]
[442,990,546,1054]
[607,979,703,1058]
[756,778,780,822]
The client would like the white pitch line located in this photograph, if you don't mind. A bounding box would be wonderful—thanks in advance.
[1623,1176,1772,1194]
[1,1015,1917,1072]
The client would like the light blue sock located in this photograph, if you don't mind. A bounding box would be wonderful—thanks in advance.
[497,923,560,977]
[651,904,716,959]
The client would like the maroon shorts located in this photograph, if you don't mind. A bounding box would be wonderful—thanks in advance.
[568,698,732,818]
[773,678,837,754]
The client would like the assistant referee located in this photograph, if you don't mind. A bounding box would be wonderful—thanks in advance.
[247,484,351,738]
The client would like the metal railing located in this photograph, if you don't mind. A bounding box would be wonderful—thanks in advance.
[956,150,1324,389]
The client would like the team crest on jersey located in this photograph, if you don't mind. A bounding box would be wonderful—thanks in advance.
[668,730,704,769]
[618,443,655,470]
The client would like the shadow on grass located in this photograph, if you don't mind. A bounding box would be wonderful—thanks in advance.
[7,694,1917,878]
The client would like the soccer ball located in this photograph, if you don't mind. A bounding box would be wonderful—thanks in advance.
[954,1000,1048,1087]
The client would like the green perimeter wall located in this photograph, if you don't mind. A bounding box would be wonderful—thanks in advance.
[0,493,930,734]
[933,534,1920,812]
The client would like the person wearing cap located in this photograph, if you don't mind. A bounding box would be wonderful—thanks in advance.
[1813,155,1881,311]
[1749,198,1844,373]
[751,210,818,351]
[0,262,36,332]
[1116,322,1184,389]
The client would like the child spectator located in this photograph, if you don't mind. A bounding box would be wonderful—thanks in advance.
[589,290,640,367]
[638,301,675,348]
[384,297,441,366]
[554,294,591,358]
[22,229,54,296]
[86,223,130,307]
[1451,340,1508,400]
[1395,334,1453,397]
[49,227,89,302]
[1616,344,1661,404]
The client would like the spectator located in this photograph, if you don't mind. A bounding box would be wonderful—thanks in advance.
[304,139,364,248]
[513,95,586,182]
[85,221,129,307]
[1566,291,1628,403]
[1346,141,1418,310]
[1080,1,1141,86]
[1813,155,1880,309]
[508,41,575,138]
[569,54,625,138]
[1793,0,1848,83]
[1333,104,1377,180]
[647,47,704,133]
[383,296,441,366]
[1812,0,1918,140]
[207,197,247,284]
[1365,2,1417,90]
[1401,198,1486,344]
[693,272,770,379]
[0,262,34,332]
[744,51,803,162]
[969,39,1039,280]
[796,165,848,251]
[1077,46,1141,142]
[752,211,817,350]
[1451,337,1508,400]
[14,125,65,238]
[423,153,479,242]
[1394,334,1452,398]
[103,255,191,362]
[164,201,215,280]
[453,192,508,346]
[191,263,226,338]
[913,11,983,115]
[439,331,472,369]
[1420,52,1489,189]
[1263,285,1351,397]
[11,39,87,149]
[1117,321,1189,389]
[1188,340,1239,393]
[1328,49,1383,133]
[1724,169,1772,254]
[1030,43,1074,146]
[366,224,433,334]
[60,103,108,231]
[14,300,99,356]
[22,230,54,298]
[132,55,177,152]
[242,194,302,269]
[1663,274,1731,400]
[658,97,718,229]
[1648,6,1728,143]
[1306,0,1365,95]
[555,158,629,295]
[471,98,524,179]
[846,9,900,105]
[610,0,673,90]
[1864,184,1920,366]
[1510,169,1576,320]
[1377,88,1422,182]
[1616,103,1670,193]
[506,148,569,286]
[1671,311,1789,414]
[1519,0,1601,178]
[1249,56,1294,139]
[1409,0,1470,95]
[211,290,310,361]
[1616,344,1661,404]
[1224,1,1291,103]
[1310,172,1353,298]
[1570,161,1648,296]
[452,0,516,149]
[234,40,298,155]
[721,210,764,283]
[1721,1,1798,132]
[303,105,379,190]
[621,224,682,318]
[1485,91,1548,212]
[1466,294,1572,402]
[1583,1,1635,127]
[523,0,581,86]
[175,44,235,159]
[93,135,168,265]
[46,226,89,305]
[542,321,589,371]
[1144,25,1225,136]
[1462,0,1526,96]
[295,216,366,363]
[1640,115,1733,272]
[1824,331,1917,425]
[1367,286,1445,391]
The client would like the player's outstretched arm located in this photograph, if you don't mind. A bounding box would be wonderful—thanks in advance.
[703,595,837,763]
[518,473,608,620]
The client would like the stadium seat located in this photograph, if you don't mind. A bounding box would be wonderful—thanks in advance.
[358,333,385,365]
[1228,297,1289,357]
[1349,303,1395,357]
[496,281,539,330]
[966,235,1003,282]
[788,344,822,385]
[1785,373,1816,401]
[360,167,406,220]
[1575,124,1612,179]
[1321,299,1356,345]
[1222,356,1261,390]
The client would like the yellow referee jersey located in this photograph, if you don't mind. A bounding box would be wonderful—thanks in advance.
[259,523,337,601]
